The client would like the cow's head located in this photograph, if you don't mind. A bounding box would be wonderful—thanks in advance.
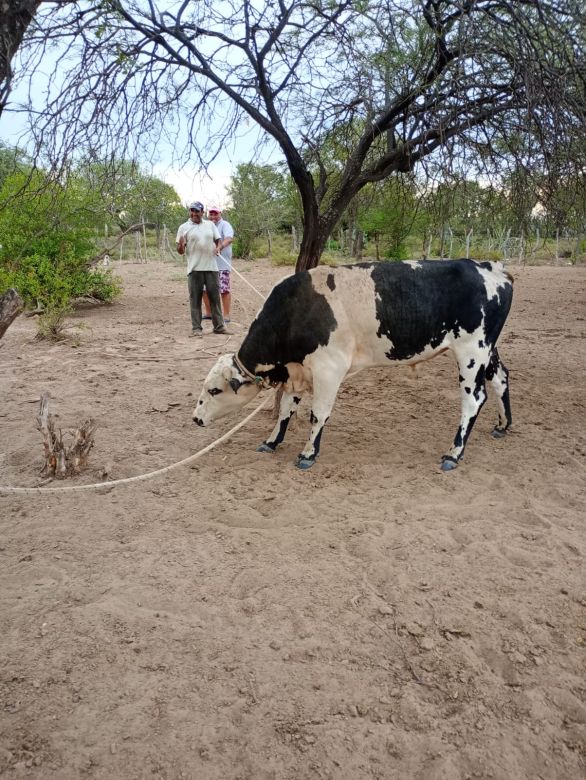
[193,353,262,426]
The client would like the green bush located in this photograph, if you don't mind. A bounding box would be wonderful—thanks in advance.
[270,249,297,266]
[0,169,122,314]
[383,243,409,261]
[0,252,121,309]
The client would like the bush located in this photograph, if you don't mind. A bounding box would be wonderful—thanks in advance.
[270,249,297,266]
[383,243,409,261]
[0,169,122,319]
[35,302,73,342]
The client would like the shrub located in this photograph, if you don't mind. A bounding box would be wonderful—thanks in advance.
[0,169,122,318]
[35,302,73,342]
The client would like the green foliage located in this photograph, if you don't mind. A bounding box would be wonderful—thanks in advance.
[227,163,296,257]
[76,158,184,232]
[0,165,121,318]
[356,177,417,261]
[35,303,73,342]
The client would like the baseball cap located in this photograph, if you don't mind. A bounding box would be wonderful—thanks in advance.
[208,204,221,213]
[189,201,204,211]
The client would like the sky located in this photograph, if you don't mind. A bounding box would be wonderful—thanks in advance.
[0,2,293,209]
[0,107,260,209]
[0,66,279,211]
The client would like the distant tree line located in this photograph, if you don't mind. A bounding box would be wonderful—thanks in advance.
[2,1,585,271]
[226,161,586,265]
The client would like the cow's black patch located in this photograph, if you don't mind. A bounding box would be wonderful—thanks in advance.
[468,358,475,369]
[326,273,336,291]
[239,272,337,372]
[360,259,512,362]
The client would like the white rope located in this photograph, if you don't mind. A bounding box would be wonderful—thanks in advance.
[0,393,273,496]
[230,264,271,302]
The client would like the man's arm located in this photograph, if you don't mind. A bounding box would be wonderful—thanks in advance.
[176,225,186,254]
[211,223,222,254]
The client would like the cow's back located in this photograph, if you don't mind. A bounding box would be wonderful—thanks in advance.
[309,259,513,364]
[240,259,512,370]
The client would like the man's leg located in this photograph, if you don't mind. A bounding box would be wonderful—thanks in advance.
[187,272,205,333]
[202,289,212,318]
[219,271,231,320]
[203,272,225,332]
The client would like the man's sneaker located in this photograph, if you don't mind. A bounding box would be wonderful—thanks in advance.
[214,328,233,335]
[189,330,203,338]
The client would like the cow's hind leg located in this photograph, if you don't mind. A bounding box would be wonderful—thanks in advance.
[441,352,489,471]
[257,391,302,453]
[486,348,512,438]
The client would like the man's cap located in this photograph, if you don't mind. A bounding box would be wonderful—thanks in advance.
[208,204,222,213]
[189,201,204,211]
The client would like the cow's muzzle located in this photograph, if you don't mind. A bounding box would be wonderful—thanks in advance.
[193,417,204,427]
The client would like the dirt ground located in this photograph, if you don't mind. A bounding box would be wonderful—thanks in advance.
[1,257,585,780]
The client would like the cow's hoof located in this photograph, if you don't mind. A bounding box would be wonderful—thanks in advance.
[491,427,507,439]
[256,442,276,453]
[295,456,315,470]
[440,456,459,472]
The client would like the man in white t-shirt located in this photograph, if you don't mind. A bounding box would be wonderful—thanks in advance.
[176,201,231,337]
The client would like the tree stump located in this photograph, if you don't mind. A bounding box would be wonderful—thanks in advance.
[0,288,23,341]
[36,394,97,478]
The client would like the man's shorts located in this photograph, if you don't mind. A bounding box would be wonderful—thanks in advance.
[219,270,231,294]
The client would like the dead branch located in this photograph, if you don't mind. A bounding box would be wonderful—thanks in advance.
[36,393,96,478]
[89,222,156,266]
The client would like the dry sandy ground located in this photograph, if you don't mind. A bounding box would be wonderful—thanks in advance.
[0,257,585,780]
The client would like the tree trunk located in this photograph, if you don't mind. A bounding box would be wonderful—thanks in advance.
[574,232,582,264]
[353,230,363,260]
[295,211,330,272]
[0,288,23,340]
[0,0,42,116]
[465,229,473,259]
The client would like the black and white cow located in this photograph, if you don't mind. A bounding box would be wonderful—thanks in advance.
[193,259,513,470]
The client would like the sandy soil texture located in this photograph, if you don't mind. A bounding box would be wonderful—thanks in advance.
[1,258,585,780]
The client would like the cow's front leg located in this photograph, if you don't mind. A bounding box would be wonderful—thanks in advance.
[441,357,488,471]
[256,392,302,453]
[296,370,344,470]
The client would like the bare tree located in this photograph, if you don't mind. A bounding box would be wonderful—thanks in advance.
[6,0,586,270]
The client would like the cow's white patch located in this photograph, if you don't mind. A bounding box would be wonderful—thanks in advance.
[477,263,507,302]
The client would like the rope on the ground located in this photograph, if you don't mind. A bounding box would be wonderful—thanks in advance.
[0,261,274,496]
[0,393,273,496]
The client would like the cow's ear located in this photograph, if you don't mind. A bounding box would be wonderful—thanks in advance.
[229,377,242,394]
